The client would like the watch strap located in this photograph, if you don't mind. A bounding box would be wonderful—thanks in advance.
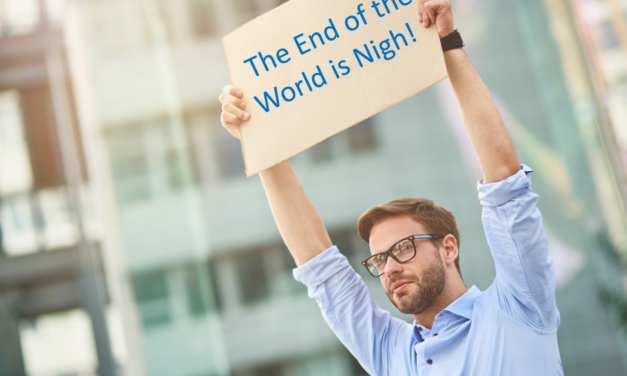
[441,30,464,51]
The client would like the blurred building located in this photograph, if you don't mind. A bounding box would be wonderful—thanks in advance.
[0,0,122,375]
[2,0,627,375]
[569,0,627,188]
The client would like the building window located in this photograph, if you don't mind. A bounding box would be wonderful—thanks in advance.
[0,193,38,255]
[183,264,212,316]
[280,244,296,270]
[131,269,172,327]
[188,0,217,37]
[0,90,33,195]
[235,250,269,304]
[157,122,192,190]
[300,117,378,166]
[347,118,377,154]
[232,362,285,376]
[165,148,186,189]
[330,229,356,257]
[279,244,306,294]
[107,120,195,203]
[207,259,224,311]
[107,126,151,204]
[330,228,372,274]
[255,363,285,376]
[0,0,40,36]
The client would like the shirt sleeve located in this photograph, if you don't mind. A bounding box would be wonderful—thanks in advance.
[293,246,409,376]
[479,165,559,332]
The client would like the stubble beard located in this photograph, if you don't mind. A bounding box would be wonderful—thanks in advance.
[386,254,446,315]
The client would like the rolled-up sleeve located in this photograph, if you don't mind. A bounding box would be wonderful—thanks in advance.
[479,165,559,332]
[294,246,408,376]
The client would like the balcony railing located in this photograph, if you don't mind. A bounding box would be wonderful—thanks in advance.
[0,184,102,257]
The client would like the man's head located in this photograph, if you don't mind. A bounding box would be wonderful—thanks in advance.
[357,198,462,315]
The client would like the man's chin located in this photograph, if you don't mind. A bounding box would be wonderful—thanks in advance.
[389,290,432,315]
[390,294,414,314]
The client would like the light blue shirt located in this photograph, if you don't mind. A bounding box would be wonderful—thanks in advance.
[293,165,563,375]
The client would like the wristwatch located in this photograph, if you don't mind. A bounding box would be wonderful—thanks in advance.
[441,30,464,51]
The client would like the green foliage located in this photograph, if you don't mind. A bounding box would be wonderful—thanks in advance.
[596,233,627,331]
[599,285,627,330]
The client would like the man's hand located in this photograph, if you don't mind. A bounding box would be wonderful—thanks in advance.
[219,85,250,140]
[417,0,455,39]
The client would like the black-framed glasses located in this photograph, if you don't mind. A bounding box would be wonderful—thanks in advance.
[361,234,443,277]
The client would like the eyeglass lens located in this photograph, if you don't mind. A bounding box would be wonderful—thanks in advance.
[366,238,415,276]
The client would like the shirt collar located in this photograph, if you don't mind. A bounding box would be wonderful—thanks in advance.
[411,286,480,342]
[442,285,480,320]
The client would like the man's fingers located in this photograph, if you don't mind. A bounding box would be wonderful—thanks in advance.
[222,101,250,121]
[223,85,243,99]
[417,3,427,26]
[220,85,246,140]
[221,111,240,126]
[221,112,242,139]
[424,2,437,26]
[219,92,246,111]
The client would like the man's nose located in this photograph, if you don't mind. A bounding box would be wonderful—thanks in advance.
[384,255,403,275]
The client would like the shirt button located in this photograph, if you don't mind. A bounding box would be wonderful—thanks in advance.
[418,327,423,331]
[427,359,433,365]
[434,333,438,337]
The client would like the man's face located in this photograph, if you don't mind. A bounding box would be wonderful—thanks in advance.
[369,215,446,315]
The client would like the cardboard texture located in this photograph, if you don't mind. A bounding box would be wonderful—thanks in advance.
[223,0,447,176]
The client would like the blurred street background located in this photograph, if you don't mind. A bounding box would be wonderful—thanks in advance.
[1,0,627,375]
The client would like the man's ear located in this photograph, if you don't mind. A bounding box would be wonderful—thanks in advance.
[441,234,458,267]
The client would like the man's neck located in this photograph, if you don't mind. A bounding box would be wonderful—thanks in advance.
[413,282,467,329]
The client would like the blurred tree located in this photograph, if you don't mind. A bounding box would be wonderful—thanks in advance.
[597,233,627,332]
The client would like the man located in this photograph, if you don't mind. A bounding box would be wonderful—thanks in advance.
[218,0,563,374]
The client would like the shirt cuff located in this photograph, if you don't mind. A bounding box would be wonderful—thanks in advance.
[477,164,533,207]
[293,246,352,287]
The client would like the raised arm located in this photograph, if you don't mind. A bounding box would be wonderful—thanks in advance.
[220,86,407,376]
[421,1,558,331]
[420,0,520,182]
[259,161,332,265]
[219,85,332,266]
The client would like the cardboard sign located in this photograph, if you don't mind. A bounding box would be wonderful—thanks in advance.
[223,0,447,176]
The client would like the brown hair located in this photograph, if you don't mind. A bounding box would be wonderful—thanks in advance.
[357,198,462,276]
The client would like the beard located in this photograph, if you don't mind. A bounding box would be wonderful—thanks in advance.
[385,253,446,315]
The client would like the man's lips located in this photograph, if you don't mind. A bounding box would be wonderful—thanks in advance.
[391,281,411,294]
